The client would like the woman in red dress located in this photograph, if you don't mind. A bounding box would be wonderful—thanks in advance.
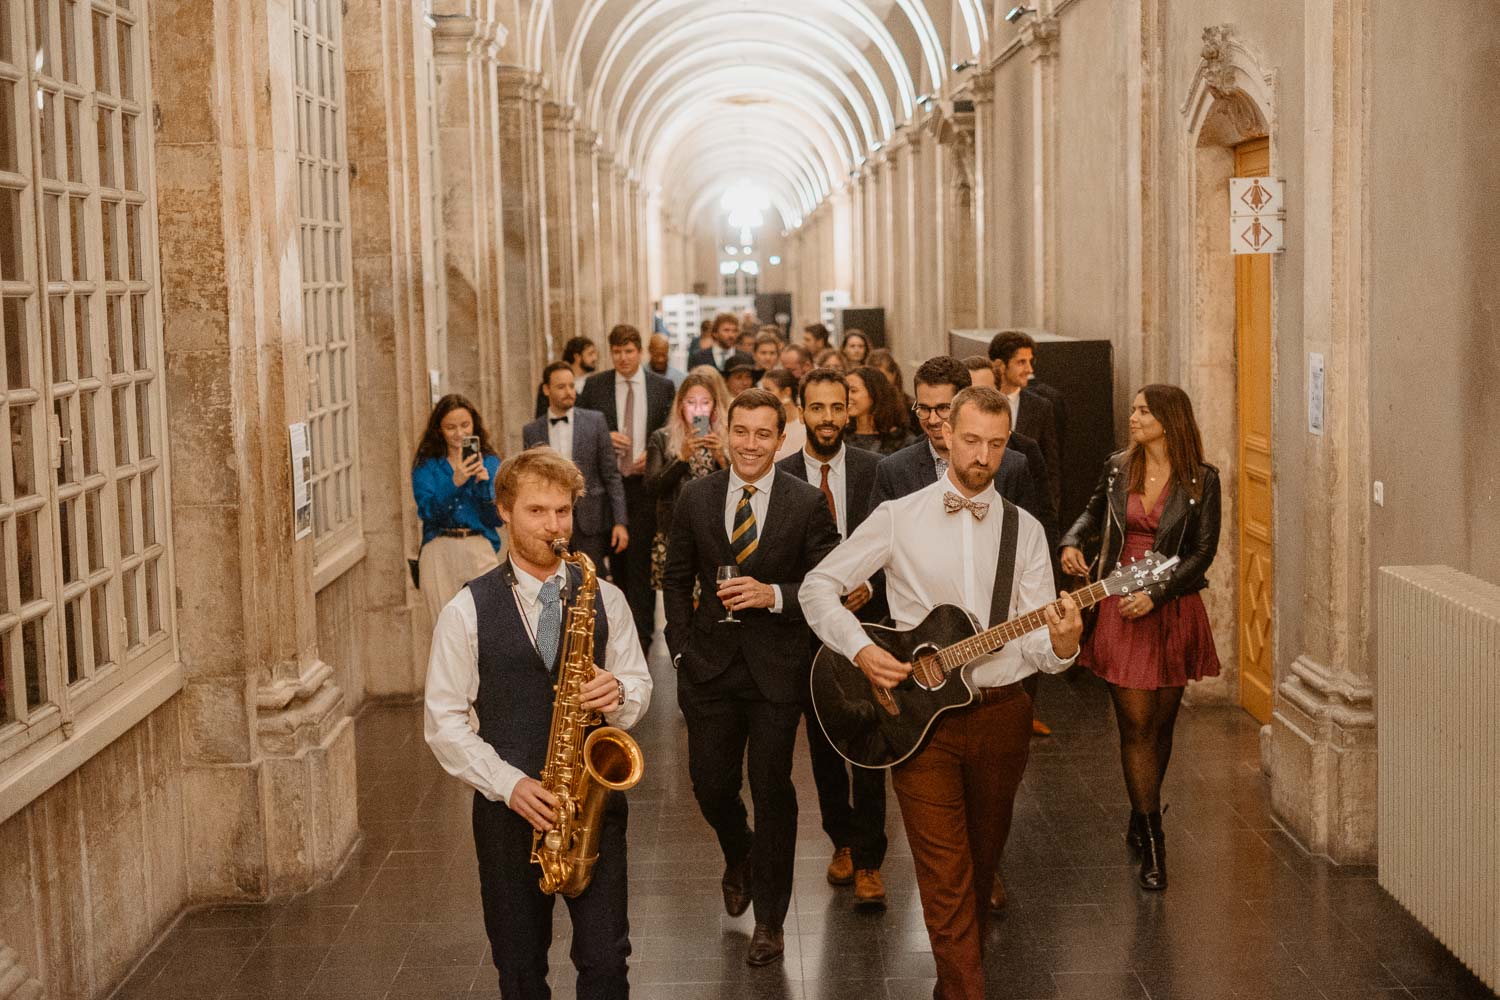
[1060,384,1222,891]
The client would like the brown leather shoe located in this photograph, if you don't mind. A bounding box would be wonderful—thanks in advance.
[989,871,1007,911]
[1032,718,1052,736]
[853,868,886,907]
[721,857,752,917]
[826,846,854,886]
[746,924,784,966]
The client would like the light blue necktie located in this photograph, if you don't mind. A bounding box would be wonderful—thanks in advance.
[536,578,562,669]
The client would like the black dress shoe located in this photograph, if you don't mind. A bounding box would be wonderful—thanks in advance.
[746,924,784,966]
[1138,810,1167,891]
[1126,810,1146,856]
[721,857,752,917]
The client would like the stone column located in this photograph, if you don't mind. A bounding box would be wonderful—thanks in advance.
[431,13,507,436]
[494,65,547,442]
[969,71,996,325]
[935,98,978,333]
[1019,13,1060,328]
[597,153,620,325]
[632,179,649,325]
[1269,0,1376,864]
[574,128,603,339]
[160,0,355,901]
[542,102,579,350]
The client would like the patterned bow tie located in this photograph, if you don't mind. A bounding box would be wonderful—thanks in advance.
[943,491,990,520]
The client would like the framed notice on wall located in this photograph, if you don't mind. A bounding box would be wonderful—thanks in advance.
[290,422,313,540]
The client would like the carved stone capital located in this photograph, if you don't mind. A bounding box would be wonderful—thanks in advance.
[0,944,44,1000]
[541,100,575,130]
[574,127,600,154]
[967,71,995,105]
[1018,14,1059,59]
[256,659,346,757]
[494,64,538,102]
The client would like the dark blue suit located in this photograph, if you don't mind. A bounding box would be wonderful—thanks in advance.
[522,407,627,568]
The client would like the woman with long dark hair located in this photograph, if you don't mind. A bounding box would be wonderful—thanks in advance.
[411,394,503,622]
[867,348,918,434]
[844,365,911,455]
[1060,384,1221,891]
[840,328,871,365]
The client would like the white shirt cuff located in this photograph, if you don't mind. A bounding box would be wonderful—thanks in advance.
[770,584,784,614]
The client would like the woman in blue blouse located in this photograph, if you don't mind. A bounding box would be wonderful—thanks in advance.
[412,395,503,622]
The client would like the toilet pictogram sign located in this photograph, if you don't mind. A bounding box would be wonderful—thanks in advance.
[1229,177,1286,255]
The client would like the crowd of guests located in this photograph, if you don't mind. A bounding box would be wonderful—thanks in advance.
[415,315,1223,1000]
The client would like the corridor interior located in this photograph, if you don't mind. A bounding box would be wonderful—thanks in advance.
[107,656,1491,1000]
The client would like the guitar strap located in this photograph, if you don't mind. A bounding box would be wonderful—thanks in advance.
[988,499,1020,630]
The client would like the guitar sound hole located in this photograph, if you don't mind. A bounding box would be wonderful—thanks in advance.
[910,644,944,691]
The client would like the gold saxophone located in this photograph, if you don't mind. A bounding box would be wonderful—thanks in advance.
[531,540,646,897]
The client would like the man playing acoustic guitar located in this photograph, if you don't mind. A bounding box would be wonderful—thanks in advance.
[803,386,1083,1000]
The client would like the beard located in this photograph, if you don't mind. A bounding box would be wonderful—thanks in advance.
[953,461,997,493]
[806,422,846,459]
[514,530,566,569]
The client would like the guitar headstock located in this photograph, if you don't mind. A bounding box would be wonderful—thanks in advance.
[1102,552,1181,597]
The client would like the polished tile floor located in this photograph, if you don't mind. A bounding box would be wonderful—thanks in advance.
[111,648,1497,1000]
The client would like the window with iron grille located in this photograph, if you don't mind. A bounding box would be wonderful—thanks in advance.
[0,0,173,764]
[293,0,360,567]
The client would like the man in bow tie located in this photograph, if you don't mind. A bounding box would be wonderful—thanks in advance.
[803,385,1083,1000]
[523,362,628,569]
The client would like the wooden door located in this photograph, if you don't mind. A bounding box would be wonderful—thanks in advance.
[1234,138,1274,723]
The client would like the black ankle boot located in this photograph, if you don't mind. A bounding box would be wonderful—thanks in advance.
[1138,810,1167,890]
[1126,811,1147,855]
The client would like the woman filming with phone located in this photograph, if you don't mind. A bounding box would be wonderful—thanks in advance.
[645,371,730,589]
[412,394,503,623]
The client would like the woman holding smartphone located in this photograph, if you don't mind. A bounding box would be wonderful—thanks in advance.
[1060,384,1221,891]
[645,371,730,588]
[411,394,503,623]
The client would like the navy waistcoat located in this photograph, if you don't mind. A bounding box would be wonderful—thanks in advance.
[467,562,609,780]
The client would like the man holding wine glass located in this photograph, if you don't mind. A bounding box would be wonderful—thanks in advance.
[662,388,842,967]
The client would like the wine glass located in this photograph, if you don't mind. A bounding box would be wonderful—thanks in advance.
[717,565,741,624]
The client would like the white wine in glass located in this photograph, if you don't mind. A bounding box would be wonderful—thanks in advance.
[716,565,740,624]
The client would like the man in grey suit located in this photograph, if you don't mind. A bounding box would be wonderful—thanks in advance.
[523,361,628,569]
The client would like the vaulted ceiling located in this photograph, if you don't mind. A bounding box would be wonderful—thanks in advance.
[508,0,990,234]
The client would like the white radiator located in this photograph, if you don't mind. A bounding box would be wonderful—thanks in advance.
[1377,565,1500,993]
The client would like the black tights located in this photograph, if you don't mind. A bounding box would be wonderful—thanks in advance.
[1108,684,1185,814]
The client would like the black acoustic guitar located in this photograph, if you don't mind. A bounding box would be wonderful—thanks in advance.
[809,552,1180,769]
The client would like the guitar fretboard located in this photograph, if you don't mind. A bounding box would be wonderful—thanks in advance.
[910,580,1113,685]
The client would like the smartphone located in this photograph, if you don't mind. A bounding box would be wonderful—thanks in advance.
[461,435,481,463]
[691,414,710,436]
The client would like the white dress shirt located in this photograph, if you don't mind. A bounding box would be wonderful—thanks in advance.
[1002,388,1022,430]
[546,408,574,461]
[614,370,648,463]
[423,559,653,805]
[803,471,1075,688]
[802,444,849,538]
[724,466,784,614]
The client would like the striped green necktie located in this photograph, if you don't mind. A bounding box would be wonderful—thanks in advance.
[731,486,759,564]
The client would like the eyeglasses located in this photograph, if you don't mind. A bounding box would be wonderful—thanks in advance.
[911,403,952,419]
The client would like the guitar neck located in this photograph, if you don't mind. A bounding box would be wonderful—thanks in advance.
[940,579,1111,669]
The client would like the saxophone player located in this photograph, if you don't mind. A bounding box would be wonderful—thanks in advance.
[425,448,653,1000]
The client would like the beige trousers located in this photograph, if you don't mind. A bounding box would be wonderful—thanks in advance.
[419,534,501,624]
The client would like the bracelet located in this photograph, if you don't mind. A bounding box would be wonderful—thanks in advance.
[614,678,625,710]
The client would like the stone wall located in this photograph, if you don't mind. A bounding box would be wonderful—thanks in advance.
[0,704,184,1000]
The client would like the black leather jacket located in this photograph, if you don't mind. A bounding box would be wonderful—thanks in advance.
[1060,450,1221,603]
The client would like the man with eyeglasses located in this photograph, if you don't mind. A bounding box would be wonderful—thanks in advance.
[871,356,1036,512]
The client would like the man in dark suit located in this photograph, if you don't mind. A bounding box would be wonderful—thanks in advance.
[774,369,889,908]
[989,331,1063,513]
[872,357,1054,538]
[533,335,598,418]
[576,324,675,648]
[687,312,740,370]
[522,361,628,568]
[663,388,841,967]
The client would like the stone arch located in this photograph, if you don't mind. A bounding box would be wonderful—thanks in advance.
[1175,24,1277,705]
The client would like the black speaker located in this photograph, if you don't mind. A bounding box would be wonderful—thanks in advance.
[836,307,887,348]
[950,329,1116,533]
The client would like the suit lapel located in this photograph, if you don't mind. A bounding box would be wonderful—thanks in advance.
[916,443,937,489]
[600,376,619,432]
[708,473,735,566]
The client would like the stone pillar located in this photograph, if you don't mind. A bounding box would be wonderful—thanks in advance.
[0,946,42,1000]
[494,65,547,443]
[1269,0,1376,864]
[969,71,997,325]
[542,102,579,351]
[597,153,620,325]
[159,0,355,901]
[935,98,978,333]
[1019,13,1060,328]
[632,179,649,326]
[574,128,603,340]
[431,13,507,436]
